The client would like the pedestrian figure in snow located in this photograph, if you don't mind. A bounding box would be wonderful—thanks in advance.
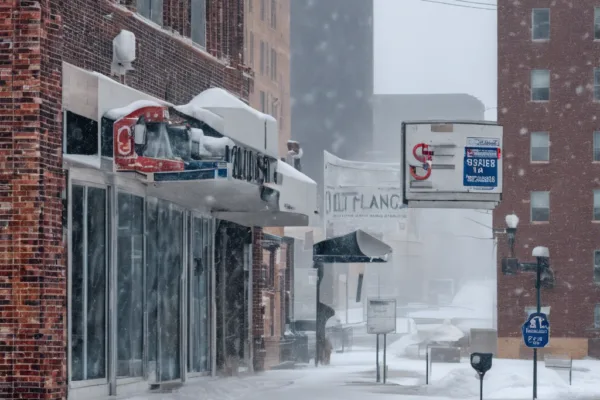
[323,338,333,365]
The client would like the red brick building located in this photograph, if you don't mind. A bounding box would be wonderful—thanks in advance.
[1,1,316,399]
[496,1,600,359]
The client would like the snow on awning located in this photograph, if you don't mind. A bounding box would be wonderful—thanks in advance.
[174,103,225,133]
[183,88,279,158]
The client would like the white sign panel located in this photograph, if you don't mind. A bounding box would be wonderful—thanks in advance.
[367,298,397,334]
[323,151,407,236]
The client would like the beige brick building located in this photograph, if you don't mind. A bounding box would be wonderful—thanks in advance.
[245,0,292,369]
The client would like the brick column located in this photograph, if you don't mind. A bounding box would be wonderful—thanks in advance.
[0,1,66,399]
[251,227,265,371]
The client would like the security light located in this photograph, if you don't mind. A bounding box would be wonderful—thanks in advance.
[505,213,519,229]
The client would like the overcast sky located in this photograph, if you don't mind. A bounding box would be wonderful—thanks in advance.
[374,0,498,121]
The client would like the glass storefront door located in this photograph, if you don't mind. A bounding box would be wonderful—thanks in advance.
[188,217,211,373]
[147,198,183,382]
[117,193,144,378]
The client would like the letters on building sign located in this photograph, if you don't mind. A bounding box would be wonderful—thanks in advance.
[325,191,404,215]
[227,145,276,184]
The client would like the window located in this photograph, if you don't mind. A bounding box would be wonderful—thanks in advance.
[270,48,277,80]
[270,0,277,28]
[595,8,600,40]
[136,0,163,25]
[530,132,549,162]
[595,304,600,328]
[594,68,600,101]
[271,100,278,120]
[594,132,600,161]
[65,111,99,156]
[532,8,550,40]
[71,185,107,381]
[530,191,550,222]
[594,190,600,221]
[594,251,600,283]
[249,32,254,66]
[531,69,550,101]
[117,193,144,378]
[260,40,265,75]
[249,0,253,13]
[260,91,266,112]
[261,0,266,21]
[191,0,207,48]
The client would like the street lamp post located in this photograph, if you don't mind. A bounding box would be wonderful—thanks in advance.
[500,214,554,400]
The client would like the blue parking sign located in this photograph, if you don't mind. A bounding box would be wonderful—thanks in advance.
[522,312,550,349]
[463,147,499,188]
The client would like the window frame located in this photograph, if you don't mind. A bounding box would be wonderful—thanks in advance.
[594,190,600,221]
[595,7,600,40]
[531,69,550,102]
[530,191,550,222]
[594,68,600,101]
[190,0,207,48]
[531,8,550,41]
[530,131,550,162]
[68,180,110,387]
[594,250,600,284]
[594,131,600,162]
[595,304,600,328]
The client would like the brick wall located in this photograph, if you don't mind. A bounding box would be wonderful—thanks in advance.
[251,227,265,371]
[57,0,250,104]
[0,1,67,399]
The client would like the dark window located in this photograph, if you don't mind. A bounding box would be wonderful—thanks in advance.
[260,41,265,75]
[270,48,277,80]
[595,8,600,40]
[532,9,550,40]
[101,117,114,157]
[270,0,276,28]
[260,0,266,20]
[71,185,107,381]
[594,250,600,283]
[191,0,207,47]
[65,111,98,155]
[595,304,600,327]
[117,193,144,378]
[530,191,550,222]
[249,32,254,66]
[137,0,163,25]
[594,68,600,101]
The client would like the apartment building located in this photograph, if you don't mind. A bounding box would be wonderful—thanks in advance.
[496,2,600,359]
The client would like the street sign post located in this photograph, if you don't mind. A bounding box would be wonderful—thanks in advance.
[367,298,396,384]
[521,312,550,349]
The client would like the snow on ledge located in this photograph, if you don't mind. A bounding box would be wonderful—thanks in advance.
[104,100,164,120]
[276,161,316,185]
[532,246,550,258]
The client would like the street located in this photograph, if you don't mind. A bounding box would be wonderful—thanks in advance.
[122,346,600,400]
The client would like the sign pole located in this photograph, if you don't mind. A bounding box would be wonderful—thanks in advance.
[383,334,387,384]
[376,334,380,382]
[533,257,542,400]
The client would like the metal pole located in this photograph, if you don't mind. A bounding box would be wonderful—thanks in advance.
[480,374,483,400]
[383,334,387,384]
[533,257,542,400]
[376,334,380,382]
[425,347,429,385]
[315,263,321,367]
[345,272,349,324]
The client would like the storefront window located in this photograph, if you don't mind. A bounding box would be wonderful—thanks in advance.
[188,217,211,373]
[146,198,183,382]
[71,185,107,381]
[117,193,144,378]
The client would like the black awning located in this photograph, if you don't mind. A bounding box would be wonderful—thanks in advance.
[312,229,392,263]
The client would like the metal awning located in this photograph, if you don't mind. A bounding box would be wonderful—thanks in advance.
[312,229,392,263]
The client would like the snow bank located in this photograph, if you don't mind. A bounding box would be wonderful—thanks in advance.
[104,100,164,120]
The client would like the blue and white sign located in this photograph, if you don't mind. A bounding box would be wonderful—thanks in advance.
[521,312,550,349]
[463,147,499,188]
